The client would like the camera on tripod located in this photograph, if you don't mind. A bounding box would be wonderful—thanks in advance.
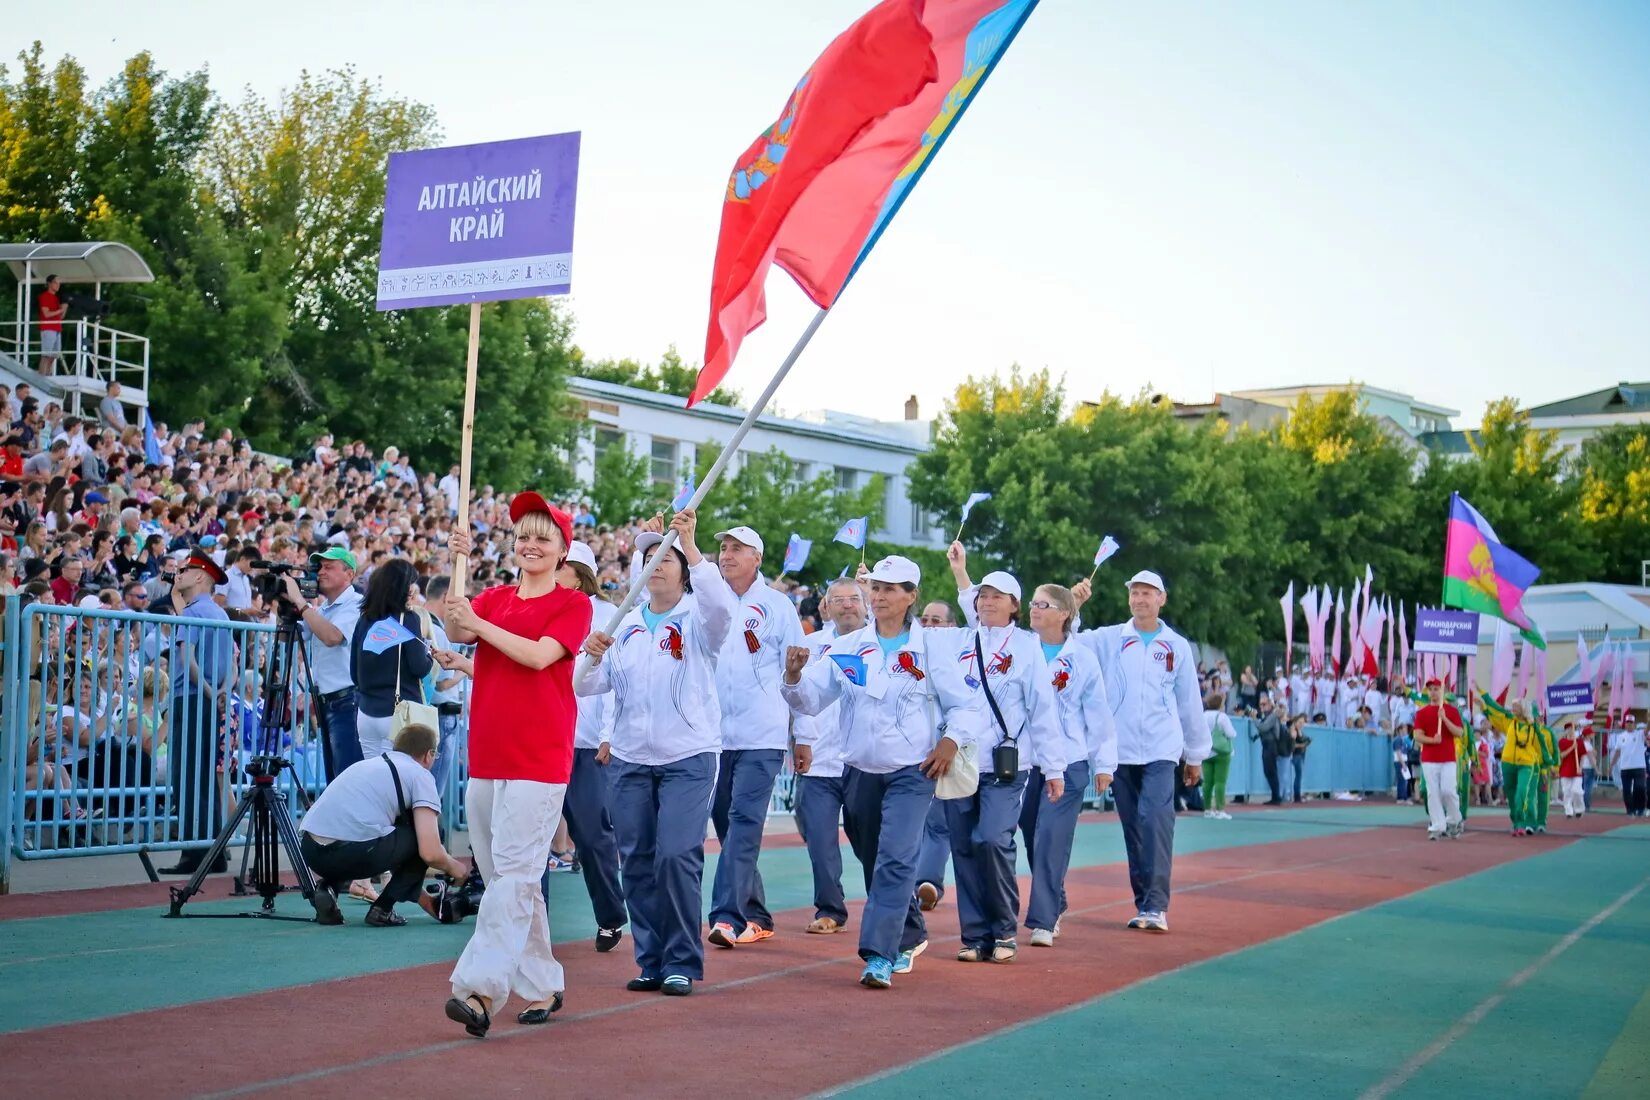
[251,560,319,611]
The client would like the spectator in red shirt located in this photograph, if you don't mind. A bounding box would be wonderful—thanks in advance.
[1556,722,1587,818]
[1414,677,1464,839]
[437,492,591,1039]
[1,437,25,480]
[37,274,67,376]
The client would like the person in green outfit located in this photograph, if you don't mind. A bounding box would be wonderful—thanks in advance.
[1201,691,1236,819]
[1480,693,1557,836]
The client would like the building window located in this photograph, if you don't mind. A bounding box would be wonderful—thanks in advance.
[651,439,678,485]
[835,467,858,494]
[910,500,928,539]
[594,428,623,460]
[793,461,813,485]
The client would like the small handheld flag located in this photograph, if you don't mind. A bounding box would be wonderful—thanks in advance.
[834,516,868,550]
[362,616,420,655]
[144,412,163,466]
[781,533,812,575]
[1087,534,1120,582]
[829,653,868,685]
[671,470,697,512]
[954,491,991,542]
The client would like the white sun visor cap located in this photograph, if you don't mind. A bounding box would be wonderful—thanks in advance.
[634,532,665,556]
[865,555,921,586]
[1126,569,1166,593]
[713,525,765,555]
[976,570,1022,602]
[564,540,597,573]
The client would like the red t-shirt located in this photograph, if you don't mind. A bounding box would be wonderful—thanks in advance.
[1414,704,1462,763]
[1,452,23,478]
[38,290,62,333]
[465,583,592,784]
[1557,737,1583,778]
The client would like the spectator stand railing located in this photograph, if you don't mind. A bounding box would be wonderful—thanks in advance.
[0,316,152,419]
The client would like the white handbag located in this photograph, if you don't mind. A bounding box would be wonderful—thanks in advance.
[390,620,439,739]
[927,633,979,799]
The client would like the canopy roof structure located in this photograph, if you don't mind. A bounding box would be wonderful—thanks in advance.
[0,242,155,284]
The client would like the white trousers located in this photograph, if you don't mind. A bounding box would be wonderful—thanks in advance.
[1560,776,1586,815]
[450,778,568,1005]
[1421,760,1461,833]
[356,712,394,760]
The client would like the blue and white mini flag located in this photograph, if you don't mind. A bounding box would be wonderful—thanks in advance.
[829,653,868,685]
[1093,535,1121,567]
[783,533,812,573]
[671,470,697,512]
[960,492,992,524]
[143,412,163,466]
[362,616,418,654]
[833,516,868,549]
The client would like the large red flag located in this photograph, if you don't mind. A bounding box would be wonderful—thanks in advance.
[696,0,1041,405]
[697,1,937,405]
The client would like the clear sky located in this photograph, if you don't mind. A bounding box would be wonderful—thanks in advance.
[12,0,1649,426]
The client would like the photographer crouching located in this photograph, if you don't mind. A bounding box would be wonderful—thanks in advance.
[300,721,468,926]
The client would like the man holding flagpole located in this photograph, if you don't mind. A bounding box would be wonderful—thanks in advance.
[707,524,806,948]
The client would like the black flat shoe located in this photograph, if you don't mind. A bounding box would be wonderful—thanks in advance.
[661,976,693,996]
[516,992,564,1024]
[365,907,407,927]
[312,887,344,926]
[445,995,490,1038]
[626,975,663,992]
[595,927,624,953]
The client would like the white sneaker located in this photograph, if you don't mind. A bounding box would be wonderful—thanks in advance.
[1030,928,1055,947]
[1202,810,1217,818]
[1140,911,1169,932]
[1217,811,1233,820]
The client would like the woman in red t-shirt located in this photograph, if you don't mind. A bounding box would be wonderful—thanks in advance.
[1556,722,1586,818]
[437,492,592,1039]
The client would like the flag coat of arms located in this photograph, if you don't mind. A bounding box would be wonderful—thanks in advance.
[1443,492,1543,647]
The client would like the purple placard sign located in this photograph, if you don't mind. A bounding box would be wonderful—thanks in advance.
[1414,608,1480,656]
[1546,683,1594,716]
[376,132,579,311]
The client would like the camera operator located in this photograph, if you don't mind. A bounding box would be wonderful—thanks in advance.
[279,546,363,780]
[300,721,468,927]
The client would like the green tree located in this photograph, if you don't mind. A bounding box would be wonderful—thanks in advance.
[589,438,658,526]
[1575,424,1650,584]
[1413,397,1597,591]
[1275,389,1427,608]
[577,345,743,408]
[0,43,91,242]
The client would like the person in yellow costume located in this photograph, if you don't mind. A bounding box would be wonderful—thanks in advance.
[1479,693,1557,836]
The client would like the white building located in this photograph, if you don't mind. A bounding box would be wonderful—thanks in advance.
[567,377,944,548]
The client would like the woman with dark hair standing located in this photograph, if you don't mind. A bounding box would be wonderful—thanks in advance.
[578,509,733,997]
[438,492,592,1036]
[349,557,432,761]
[551,539,627,953]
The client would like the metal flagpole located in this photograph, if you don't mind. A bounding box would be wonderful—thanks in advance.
[573,306,831,691]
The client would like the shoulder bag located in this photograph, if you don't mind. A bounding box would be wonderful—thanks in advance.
[390,615,439,741]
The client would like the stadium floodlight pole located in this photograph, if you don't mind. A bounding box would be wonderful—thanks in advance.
[573,306,829,692]
[452,302,483,593]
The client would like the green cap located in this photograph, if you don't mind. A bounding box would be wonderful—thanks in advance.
[310,546,358,571]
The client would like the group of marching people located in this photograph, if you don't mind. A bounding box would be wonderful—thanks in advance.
[433,497,1210,1035]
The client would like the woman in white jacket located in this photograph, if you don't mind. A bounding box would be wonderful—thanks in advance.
[782,555,978,990]
[946,546,1080,963]
[578,510,734,997]
[1022,583,1114,948]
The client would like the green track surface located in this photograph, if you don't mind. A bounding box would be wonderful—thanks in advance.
[1,809,1385,1033]
[833,826,1650,1100]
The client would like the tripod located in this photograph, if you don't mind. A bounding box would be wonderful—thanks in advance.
[166,605,328,921]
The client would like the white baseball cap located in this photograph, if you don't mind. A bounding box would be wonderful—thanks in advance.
[976,570,1022,602]
[713,525,764,555]
[866,555,920,586]
[1126,569,1166,593]
[634,531,665,556]
[565,540,597,573]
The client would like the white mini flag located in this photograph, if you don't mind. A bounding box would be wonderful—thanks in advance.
[1093,535,1120,567]
[960,492,992,523]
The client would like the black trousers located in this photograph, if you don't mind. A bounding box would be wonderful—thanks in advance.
[1622,768,1648,816]
[300,822,427,909]
[1261,747,1280,802]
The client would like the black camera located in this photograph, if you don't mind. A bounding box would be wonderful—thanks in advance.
[250,560,320,607]
[60,290,112,319]
[424,866,485,924]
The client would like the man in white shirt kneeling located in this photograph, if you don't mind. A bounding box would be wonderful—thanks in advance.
[300,722,468,926]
